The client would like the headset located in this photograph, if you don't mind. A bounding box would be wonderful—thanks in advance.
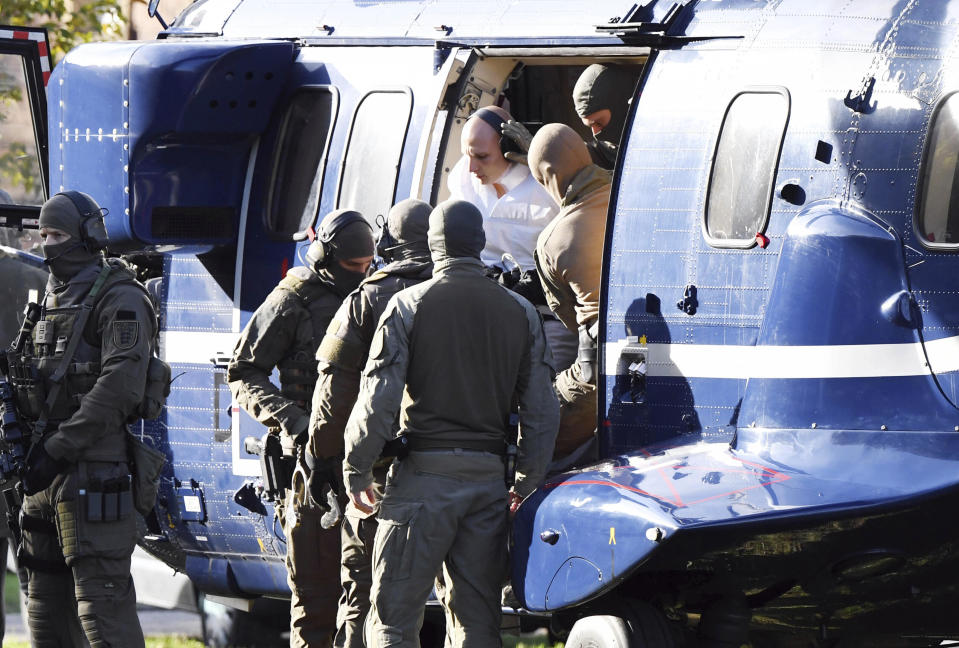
[473,107,525,157]
[55,190,110,252]
[375,213,398,262]
[305,209,370,270]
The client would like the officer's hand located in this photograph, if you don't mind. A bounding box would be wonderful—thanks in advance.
[508,491,524,518]
[510,270,546,306]
[306,454,343,510]
[350,487,378,515]
[22,442,67,496]
[502,120,533,152]
[504,151,529,166]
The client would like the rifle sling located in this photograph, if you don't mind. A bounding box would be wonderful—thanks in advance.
[34,265,113,439]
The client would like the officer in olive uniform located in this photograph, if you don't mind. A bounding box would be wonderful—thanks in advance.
[529,123,612,461]
[343,199,559,647]
[10,191,155,647]
[308,199,433,648]
[228,209,375,648]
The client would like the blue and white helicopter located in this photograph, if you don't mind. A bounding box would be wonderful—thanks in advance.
[3,0,959,645]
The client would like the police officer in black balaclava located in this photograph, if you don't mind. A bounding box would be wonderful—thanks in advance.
[572,63,641,170]
[12,191,156,647]
[309,198,435,648]
[228,208,374,648]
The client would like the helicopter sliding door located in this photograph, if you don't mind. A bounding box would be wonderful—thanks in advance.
[0,26,49,224]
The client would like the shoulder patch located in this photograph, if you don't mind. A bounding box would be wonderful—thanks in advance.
[113,320,139,350]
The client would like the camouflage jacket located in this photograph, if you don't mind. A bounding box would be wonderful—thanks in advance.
[228,266,345,443]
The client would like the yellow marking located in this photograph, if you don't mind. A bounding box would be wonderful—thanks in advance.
[257,537,265,552]
[639,335,647,344]
[609,527,616,545]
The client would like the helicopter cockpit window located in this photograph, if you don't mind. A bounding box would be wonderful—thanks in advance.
[267,87,338,238]
[0,52,45,206]
[337,89,412,226]
[917,92,959,248]
[705,89,790,248]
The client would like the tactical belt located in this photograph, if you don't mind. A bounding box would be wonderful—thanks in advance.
[405,436,506,456]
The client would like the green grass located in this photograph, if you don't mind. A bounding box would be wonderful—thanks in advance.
[0,638,552,648]
[4,640,204,648]
[5,569,19,614]
[0,569,560,648]
[504,636,562,648]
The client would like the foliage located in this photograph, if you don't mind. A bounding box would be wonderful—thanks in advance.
[4,640,206,648]
[0,141,42,200]
[2,0,127,64]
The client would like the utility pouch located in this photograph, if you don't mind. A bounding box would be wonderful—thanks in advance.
[134,356,172,421]
[127,433,166,516]
[84,478,103,522]
[69,463,136,560]
[102,479,119,521]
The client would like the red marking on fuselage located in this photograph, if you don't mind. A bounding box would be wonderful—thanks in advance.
[545,452,791,509]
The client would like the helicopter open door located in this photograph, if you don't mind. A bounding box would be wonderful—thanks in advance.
[0,26,50,228]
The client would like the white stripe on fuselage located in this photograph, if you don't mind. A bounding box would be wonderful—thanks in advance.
[160,331,240,365]
[604,336,959,379]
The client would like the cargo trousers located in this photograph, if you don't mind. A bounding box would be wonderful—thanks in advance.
[282,455,342,648]
[554,360,596,458]
[368,450,508,648]
[335,463,386,648]
[21,461,144,648]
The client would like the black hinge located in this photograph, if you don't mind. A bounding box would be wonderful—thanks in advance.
[595,1,741,48]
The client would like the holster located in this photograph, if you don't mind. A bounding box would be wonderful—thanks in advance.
[127,432,166,516]
[259,431,294,502]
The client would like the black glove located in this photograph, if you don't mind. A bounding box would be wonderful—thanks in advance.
[22,442,67,496]
[304,453,342,509]
[511,270,547,306]
[304,452,344,529]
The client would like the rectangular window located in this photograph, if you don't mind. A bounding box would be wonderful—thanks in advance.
[704,88,790,248]
[267,87,338,237]
[917,92,959,248]
[0,51,45,206]
[337,89,413,223]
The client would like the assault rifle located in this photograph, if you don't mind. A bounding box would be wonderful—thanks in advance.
[0,301,42,545]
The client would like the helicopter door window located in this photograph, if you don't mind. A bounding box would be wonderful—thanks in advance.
[267,87,338,238]
[336,88,413,225]
[917,92,959,249]
[704,88,790,248]
[0,51,45,206]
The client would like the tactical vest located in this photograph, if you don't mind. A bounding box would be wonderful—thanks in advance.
[274,268,342,404]
[9,261,158,425]
[361,262,433,317]
[317,261,432,372]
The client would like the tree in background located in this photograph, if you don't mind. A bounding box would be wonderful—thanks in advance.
[2,0,126,63]
[1,0,126,203]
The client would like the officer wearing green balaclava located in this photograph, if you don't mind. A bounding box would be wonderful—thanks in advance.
[572,63,641,169]
[11,191,156,647]
[228,208,374,648]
